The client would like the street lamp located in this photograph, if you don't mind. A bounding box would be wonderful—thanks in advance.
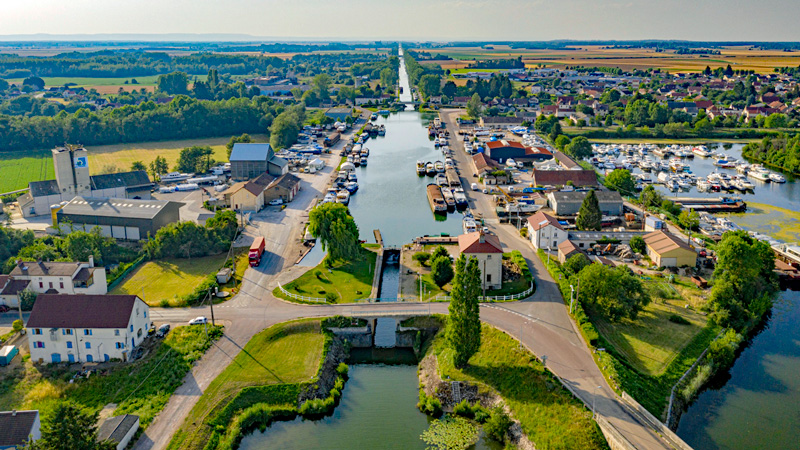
[592,385,602,418]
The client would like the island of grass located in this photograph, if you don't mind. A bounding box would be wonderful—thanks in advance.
[0,325,222,429]
[168,320,330,450]
[273,246,377,303]
[420,319,608,449]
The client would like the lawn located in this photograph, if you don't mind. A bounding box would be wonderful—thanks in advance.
[111,250,248,307]
[0,325,222,428]
[274,247,377,303]
[0,150,54,193]
[427,322,608,450]
[168,320,325,450]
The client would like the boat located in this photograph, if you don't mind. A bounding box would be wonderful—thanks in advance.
[378,124,386,136]
[748,169,771,182]
[691,146,712,157]
[360,156,367,167]
[426,184,447,213]
[160,172,193,183]
[348,172,357,181]
[345,181,359,193]
[697,179,711,191]
[336,190,350,205]
[453,188,468,209]
[360,147,370,156]
[425,162,436,177]
[370,113,377,121]
[769,172,786,183]
[435,173,448,187]
[416,160,426,175]
[442,188,456,211]
[714,159,736,169]
[434,137,440,147]
[353,155,361,167]
[463,215,479,234]
[434,160,445,173]
[738,179,755,190]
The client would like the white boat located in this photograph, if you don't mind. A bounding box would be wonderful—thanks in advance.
[463,216,479,234]
[336,190,350,205]
[426,162,436,176]
[416,160,426,175]
[435,173,448,187]
[697,179,711,191]
[691,146,712,157]
[434,160,445,173]
[453,188,468,209]
[738,179,755,190]
[160,172,193,183]
[749,170,771,182]
[769,172,786,183]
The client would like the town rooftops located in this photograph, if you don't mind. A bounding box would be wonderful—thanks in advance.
[0,279,30,296]
[472,153,498,172]
[26,294,141,329]
[533,169,598,187]
[458,231,503,254]
[58,196,183,220]
[230,143,273,162]
[0,410,39,448]
[552,150,580,169]
[643,231,695,254]
[96,414,139,445]
[270,173,301,190]
[10,261,81,278]
[527,211,564,231]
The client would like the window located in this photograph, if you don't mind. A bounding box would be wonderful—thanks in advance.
[34,341,45,349]
[579,243,585,248]
[487,274,492,282]
[553,241,558,247]
[66,341,73,349]
[144,311,147,318]
[115,342,124,349]
[130,325,134,332]
[86,354,93,362]
[85,342,91,349]
[49,282,53,289]
[114,330,120,336]
[62,329,73,336]
[83,329,92,336]
[39,282,43,289]
[33,329,42,335]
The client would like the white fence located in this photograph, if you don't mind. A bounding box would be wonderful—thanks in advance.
[276,283,327,303]
[432,282,535,302]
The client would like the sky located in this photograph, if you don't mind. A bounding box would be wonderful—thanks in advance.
[2,0,800,41]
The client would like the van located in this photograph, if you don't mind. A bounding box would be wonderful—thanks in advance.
[471,183,480,191]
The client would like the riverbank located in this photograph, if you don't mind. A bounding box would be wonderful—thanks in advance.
[725,202,800,242]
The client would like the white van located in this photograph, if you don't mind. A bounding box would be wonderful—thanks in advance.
[471,183,480,191]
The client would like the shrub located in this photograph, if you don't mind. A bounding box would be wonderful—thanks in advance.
[473,405,490,423]
[484,407,512,443]
[417,389,443,417]
[519,227,528,238]
[12,319,23,333]
[413,252,431,265]
[336,362,349,378]
[325,292,338,303]
[430,255,454,287]
[452,399,475,419]
[629,235,646,254]
[19,289,37,311]
[668,314,690,325]
[431,246,450,261]
[708,328,743,369]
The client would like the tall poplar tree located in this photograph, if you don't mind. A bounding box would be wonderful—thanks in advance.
[576,190,602,231]
[447,254,482,368]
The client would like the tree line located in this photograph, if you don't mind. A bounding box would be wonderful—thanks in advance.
[742,133,800,175]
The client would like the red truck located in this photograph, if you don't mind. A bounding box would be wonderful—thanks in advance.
[249,237,265,267]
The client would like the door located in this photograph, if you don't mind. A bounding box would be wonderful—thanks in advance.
[126,226,140,241]
[51,353,61,363]
[104,354,110,362]
[68,354,75,363]
[86,354,93,362]
[111,226,126,239]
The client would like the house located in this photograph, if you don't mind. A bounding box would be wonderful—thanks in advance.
[552,150,581,170]
[532,170,598,188]
[18,146,153,217]
[458,231,503,290]
[97,415,140,450]
[229,143,288,180]
[452,97,471,107]
[3,259,107,307]
[26,294,151,364]
[56,197,183,241]
[0,276,30,309]
[263,173,302,204]
[221,181,266,212]
[557,239,582,264]
[485,140,553,165]
[547,190,623,216]
[324,107,353,121]
[472,153,500,177]
[0,410,40,450]
[526,211,567,250]
[643,231,697,268]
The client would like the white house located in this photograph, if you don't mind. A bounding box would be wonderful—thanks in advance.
[527,211,568,250]
[26,294,151,364]
[458,231,503,290]
[0,410,40,450]
[1,259,107,308]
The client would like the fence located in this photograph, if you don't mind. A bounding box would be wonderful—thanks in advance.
[276,283,327,303]
[106,255,147,291]
[665,329,724,428]
[431,282,535,302]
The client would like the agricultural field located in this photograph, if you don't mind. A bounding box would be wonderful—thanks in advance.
[413,45,800,74]
[0,150,54,193]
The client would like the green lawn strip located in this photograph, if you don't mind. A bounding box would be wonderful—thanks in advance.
[0,325,222,427]
[484,251,535,298]
[273,247,377,303]
[168,320,325,450]
[0,150,54,193]
[537,249,720,417]
[428,323,608,450]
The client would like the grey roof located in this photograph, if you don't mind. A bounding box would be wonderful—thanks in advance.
[271,173,301,190]
[550,190,623,204]
[26,294,140,329]
[10,261,81,277]
[29,179,60,197]
[57,196,183,220]
[91,170,151,190]
[0,410,39,447]
[97,415,139,444]
[230,143,273,162]
[269,156,288,169]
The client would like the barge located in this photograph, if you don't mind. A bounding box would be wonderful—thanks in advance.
[427,184,447,213]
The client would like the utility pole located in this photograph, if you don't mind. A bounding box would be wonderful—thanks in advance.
[482,259,487,300]
[209,288,216,326]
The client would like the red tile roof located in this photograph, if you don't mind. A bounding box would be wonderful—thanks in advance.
[458,231,503,254]
[27,294,142,329]
[486,140,525,150]
[527,211,564,231]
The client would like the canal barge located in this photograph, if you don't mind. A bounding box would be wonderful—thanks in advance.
[442,188,456,211]
[427,184,447,213]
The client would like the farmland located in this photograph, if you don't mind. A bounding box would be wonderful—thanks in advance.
[0,151,54,193]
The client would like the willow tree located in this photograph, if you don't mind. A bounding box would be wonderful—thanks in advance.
[447,254,482,367]
[308,202,361,263]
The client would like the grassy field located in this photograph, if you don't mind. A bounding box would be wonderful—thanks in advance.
[0,325,222,428]
[275,247,378,303]
[0,150,54,193]
[168,320,325,450]
[111,249,248,307]
[725,202,800,243]
[427,322,608,450]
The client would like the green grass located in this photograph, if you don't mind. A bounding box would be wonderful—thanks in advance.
[0,150,54,193]
[168,320,325,450]
[6,76,161,87]
[274,247,377,303]
[0,325,222,428]
[428,323,608,450]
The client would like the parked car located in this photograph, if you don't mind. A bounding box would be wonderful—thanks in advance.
[268,198,284,206]
[156,324,171,337]
[0,305,10,313]
[189,316,208,325]
[147,324,156,335]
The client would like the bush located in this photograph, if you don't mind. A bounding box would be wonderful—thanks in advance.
[12,319,23,333]
[321,316,367,329]
[336,362,349,378]
[508,250,533,284]
[484,407,512,443]
[417,389,443,417]
[325,292,338,303]
[430,255,454,287]
[708,328,743,369]
[452,399,475,419]
[473,406,490,423]
[629,235,646,254]
[668,314,690,325]
[413,252,431,265]
[19,289,37,312]
[180,274,219,306]
[431,246,450,261]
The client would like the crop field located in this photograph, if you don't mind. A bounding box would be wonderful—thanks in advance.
[413,45,800,73]
[0,150,54,193]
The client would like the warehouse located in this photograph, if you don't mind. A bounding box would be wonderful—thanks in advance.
[484,140,553,165]
[229,143,288,180]
[643,231,697,268]
[55,197,183,240]
[547,190,623,216]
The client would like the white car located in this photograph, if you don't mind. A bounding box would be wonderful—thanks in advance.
[268,198,284,206]
[189,316,208,325]
[471,183,480,191]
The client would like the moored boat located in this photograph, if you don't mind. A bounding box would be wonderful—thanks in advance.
[453,188,468,209]
[416,160,426,175]
[425,162,436,176]
[442,188,456,211]
[427,184,447,213]
[434,160,445,173]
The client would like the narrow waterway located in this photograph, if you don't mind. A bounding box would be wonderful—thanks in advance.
[238,365,501,450]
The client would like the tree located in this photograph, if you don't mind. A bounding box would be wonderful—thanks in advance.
[576,190,602,231]
[554,135,571,151]
[131,161,146,171]
[629,235,646,254]
[270,107,305,150]
[678,209,700,230]
[307,203,361,263]
[431,245,450,261]
[639,185,662,210]
[32,401,115,450]
[764,113,788,129]
[447,254,482,368]
[312,73,332,101]
[431,255,454,287]
[562,253,591,278]
[0,78,9,92]
[577,264,650,321]
[442,80,457,98]
[605,169,636,194]
[226,133,252,158]
[549,121,563,142]
[156,71,189,95]
[23,76,45,90]
[419,74,442,98]
[12,319,23,333]
[379,67,397,89]
[565,136,592,159]
[694,117,713,135]
[466,93,482,118]
[175,145,213,173]
[149,155,169,179]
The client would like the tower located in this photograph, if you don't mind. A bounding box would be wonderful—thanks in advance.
[52,145,91,197]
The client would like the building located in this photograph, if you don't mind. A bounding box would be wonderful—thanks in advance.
[478,116,524,128]
[643,231,697,268]
[18,146,153,217]
[0,410,40,449]
[484,140,553,165]
[526,211,567,250]
[221,172,301,210]
[97,415,140,450]
[229,143,288,180]
[532,170,598,188]
[56,197,182,241]
[458,231,503,290]
[557,239,582,264]
[324,107,353,121]
[1,259,107,307]
[547,190,623,216]
[263,173,301,204]
[26,294,151,364]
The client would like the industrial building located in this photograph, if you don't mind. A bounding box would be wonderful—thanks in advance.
[18,146,152,217]
[547,190,623,216]
[484,140,553,165]
[55,197,183,240]
[229,143,288,180]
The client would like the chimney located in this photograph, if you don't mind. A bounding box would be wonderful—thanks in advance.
[11,410,16,416]
[479,230,486,244]
[88,255,94,268]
